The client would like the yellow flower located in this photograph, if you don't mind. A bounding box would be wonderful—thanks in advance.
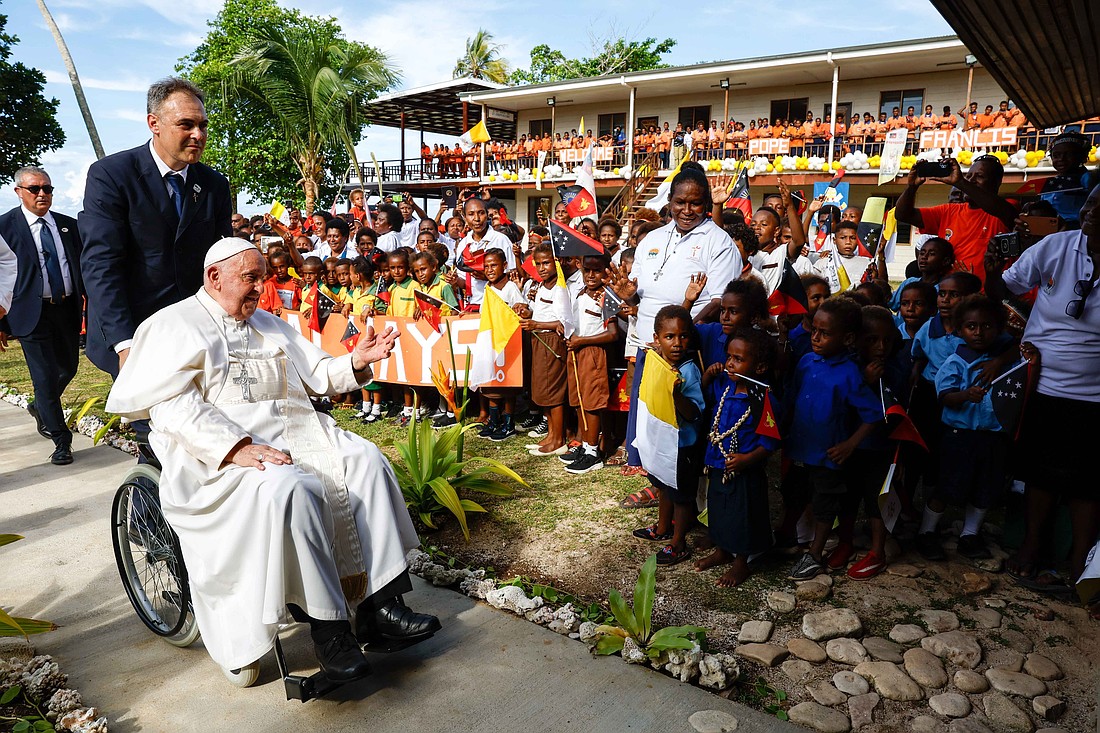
[430,361,458,415]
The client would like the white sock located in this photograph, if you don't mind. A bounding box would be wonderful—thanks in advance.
[961,505,987,537]
[402,406,413,416]
[796,511,814,544]
[371,403,382,415]
[446,411,454,418]
[583,441,597,456]
[919,507,943,535]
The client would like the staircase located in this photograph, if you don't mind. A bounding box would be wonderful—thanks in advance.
[605,152,663,232]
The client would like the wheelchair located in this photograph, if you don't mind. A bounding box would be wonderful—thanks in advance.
[111,444,429,701]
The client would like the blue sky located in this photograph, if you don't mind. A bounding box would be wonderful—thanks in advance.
[3,0,953,215]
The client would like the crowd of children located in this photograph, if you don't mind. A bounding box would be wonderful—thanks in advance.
[248,166,1046,591]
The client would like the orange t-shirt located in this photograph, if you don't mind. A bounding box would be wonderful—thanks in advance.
[918,203,1012,283]
[258,279,283,313]
[1008,111,1027,127]
[919,114,939,130]
[993,112,1010,128]
[976,113,995,129]
[886,117,905,131]
[939,114,958,130]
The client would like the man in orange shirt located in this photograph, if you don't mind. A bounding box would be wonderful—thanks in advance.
[659,122,672,168]
[919,104,939,131]
[992,101,1011,128]
[957,102,979,130]
[976,105,995,130]
[886,107,905,131]
[903,106,919,134]
[873,112,889,142]
[1007,106,1027,128]
[847,115,866,151]
[939,105,958,130]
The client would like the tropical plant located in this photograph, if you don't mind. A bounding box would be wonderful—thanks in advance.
[752,676,790,721]
[35,0,103,160]
[452,28,510,84]
[230,23,399,216]
[389,419,524,540]
[0,535,58,638]
[592,554,706,658]
[62,386,120,445]
[1,684,56,733]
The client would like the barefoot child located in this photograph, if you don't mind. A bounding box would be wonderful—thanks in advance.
[523,244,570,456]
[696,328,780,587]
[631,305,705,566]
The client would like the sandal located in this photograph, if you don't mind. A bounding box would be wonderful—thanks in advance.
[1013,569,1076,597]
[655,544,692,566]
[632,524,673,542]
[605,447,628,466]
[620,466,648,478]
[620,485,659,508]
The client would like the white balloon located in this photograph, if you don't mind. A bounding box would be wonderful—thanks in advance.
[746,168,756,178]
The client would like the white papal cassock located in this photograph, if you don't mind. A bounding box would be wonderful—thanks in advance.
[106,288,419,670]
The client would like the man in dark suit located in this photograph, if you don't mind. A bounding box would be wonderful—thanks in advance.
[0,167,83,465]
[79,77,232,378]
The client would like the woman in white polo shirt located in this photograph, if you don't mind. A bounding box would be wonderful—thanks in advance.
[610,161,742,502]
[986,183,1100,596]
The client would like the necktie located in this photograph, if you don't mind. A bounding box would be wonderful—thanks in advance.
[165,172,184,219]
[38,219,67,301]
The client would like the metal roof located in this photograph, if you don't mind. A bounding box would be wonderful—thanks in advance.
[460,36,972,109]
[930,0,1099,127]
[362,77,514,137]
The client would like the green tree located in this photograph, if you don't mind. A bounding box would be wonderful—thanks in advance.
[453,28,510,84]
[177,0,387,211]
[509,36,676,85]
[0,7,65,184]
[230,23,398,216]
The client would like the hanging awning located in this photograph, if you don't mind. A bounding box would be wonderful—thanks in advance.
[930,0,1099,127]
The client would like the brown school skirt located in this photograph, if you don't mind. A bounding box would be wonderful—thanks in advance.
[531,330,567,407]
[568,345,610,410]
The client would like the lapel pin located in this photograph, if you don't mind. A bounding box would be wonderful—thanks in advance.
[61,227,69,233]
[193,183,201,203]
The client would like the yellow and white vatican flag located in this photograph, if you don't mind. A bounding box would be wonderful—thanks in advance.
[554,260,575,339]
[466,286,519,390]
[459,119,491,152]
[269,199,290,225]
[632,350,681,489]
[644,155,691,211]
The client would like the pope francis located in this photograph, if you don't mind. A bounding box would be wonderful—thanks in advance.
[106,237,439,683]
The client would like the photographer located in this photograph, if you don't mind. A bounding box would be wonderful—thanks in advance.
[896,155,1017,283]
[986,183,1100,598]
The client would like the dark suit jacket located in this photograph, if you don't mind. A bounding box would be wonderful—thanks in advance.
[0,207,83,338]
[79,142,232,375]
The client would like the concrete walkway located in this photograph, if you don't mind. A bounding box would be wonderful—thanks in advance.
[0,401,793,732]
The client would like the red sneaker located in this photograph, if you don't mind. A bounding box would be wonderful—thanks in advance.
[825,542,854,571]
[847,551,886,580]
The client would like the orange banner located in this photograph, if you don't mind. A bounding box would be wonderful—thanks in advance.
[279,311,523,387]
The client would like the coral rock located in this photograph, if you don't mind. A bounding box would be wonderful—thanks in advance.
[485,585,543,615]
[664,646,703,682]
[621,637,648,664]
[698,652,740,690]
[46,688,83,718]
[578,621,600,644]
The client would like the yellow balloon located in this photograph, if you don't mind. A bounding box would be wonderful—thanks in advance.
[820,163,830,172]
[488,175,496,182]
[612,167,620,176]
[766,164,775,173]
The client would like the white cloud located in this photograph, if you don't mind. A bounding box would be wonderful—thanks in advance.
[42,69,152,93]
[107,108,148,122]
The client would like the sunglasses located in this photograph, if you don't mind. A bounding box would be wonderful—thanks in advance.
[18,185,54,195]
[1066,275,1099,320]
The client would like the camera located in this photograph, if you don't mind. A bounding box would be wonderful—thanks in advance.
[914,160,953,178]
[993,232,1024,258]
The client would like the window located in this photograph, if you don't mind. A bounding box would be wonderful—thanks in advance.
[637,115,659,132]
[598,113,625,138]
[678,106,711,131]
[769,98,808,125]
[880,89,924,117]
[529,118,552,139]
[824,102,853,123]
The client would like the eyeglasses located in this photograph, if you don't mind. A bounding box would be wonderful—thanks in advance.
[1066,275,1098,320]
[17,185,54,195]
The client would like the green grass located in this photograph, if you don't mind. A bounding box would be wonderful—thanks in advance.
[0,342,113,421]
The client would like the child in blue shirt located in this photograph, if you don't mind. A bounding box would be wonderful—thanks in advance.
[918,295,1039,560]
[888,237,955,311]
[895,279,936,510]
[907,271,981,515]
[632,306,706,566]
[696,328,781,588]
[695,278,769,372]
[786,297,884,581]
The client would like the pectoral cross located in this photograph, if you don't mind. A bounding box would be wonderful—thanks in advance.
[233,365,258,401]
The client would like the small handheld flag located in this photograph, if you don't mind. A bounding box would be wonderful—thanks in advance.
[739,374,781,439]
[550,219,604,258]
[458,119,491,152]
[269,200,290,226]
[767,259,809,316]
[856,222,882,258]
[341,318,361,352]
[414,289,446,333]
[881,381,927,450]
[600,287,624,324]
[723,166,752,219]
[990,360,1030,435]
[307,285,337,332]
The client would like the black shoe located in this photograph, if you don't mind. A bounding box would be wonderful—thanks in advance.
[27,403,52,440]
[957,534,992,559]
[517,412,542,431]
[50,443,73,466]
[915,532,946,561]
[564,452,604,474]
[477,420,498,438]
[432,413,458,429]
[314,630,372,682]
[358,597,441,643]
[489,420,517,442]
[558,443,586,464]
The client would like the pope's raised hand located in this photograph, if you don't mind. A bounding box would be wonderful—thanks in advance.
[352,325,399,371]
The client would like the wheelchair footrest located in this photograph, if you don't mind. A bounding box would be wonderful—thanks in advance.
[283,671,343,703]
[361,632,435,654]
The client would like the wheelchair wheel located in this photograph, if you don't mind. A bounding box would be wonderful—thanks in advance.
[221,661,261,688]
[111,464,199,647]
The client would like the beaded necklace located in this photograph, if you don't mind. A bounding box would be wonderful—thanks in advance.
[708,383,751,482]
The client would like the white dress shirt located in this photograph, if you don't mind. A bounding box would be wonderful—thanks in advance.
[21,206,73,298]
[149,139,189,198]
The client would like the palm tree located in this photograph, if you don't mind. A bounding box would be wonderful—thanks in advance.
[35,0,105,159]
[453,29,510,84]
[230,25,398,216]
